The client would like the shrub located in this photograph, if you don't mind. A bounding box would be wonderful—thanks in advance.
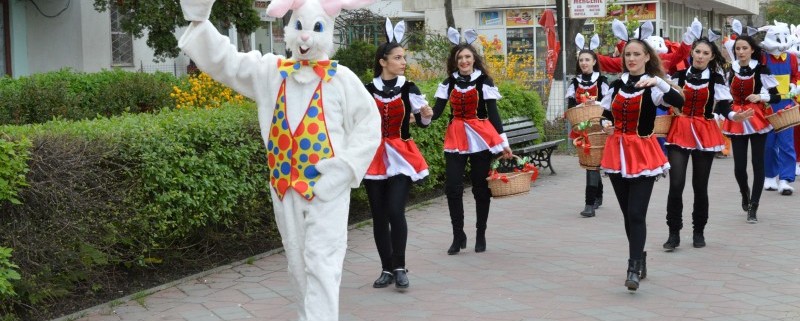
[332,40,377,78]
[0,136,31,205]
[0,69,179,125]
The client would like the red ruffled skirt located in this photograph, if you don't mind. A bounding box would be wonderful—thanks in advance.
[366,138,429,181]
[722,102,773,135]
[601,133,670,178]
[444,118,505,154]
[666,115,725,151]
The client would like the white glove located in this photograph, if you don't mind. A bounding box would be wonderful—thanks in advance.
[180,0,215,21]
[312,158,354,202]
[683,18,702,45]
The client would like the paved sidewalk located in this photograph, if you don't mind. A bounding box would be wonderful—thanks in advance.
[62,155,800,321]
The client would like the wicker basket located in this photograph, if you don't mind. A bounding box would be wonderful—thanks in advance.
[565,103,604,125]
[578,146,605,170]
[766,105,800,133]
[487,171,533,198]
[653,115,674,137]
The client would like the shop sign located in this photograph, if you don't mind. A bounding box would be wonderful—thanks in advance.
[569,0,606,18]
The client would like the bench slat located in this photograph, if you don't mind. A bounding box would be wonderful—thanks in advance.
[501,116,564,175]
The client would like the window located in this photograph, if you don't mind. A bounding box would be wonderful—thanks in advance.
[110,2,133,66]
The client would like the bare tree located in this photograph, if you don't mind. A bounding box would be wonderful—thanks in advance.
[445,0,455,28]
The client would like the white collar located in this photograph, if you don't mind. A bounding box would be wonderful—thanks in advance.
[620,73,651,84]
[731,59,758,73]
[452,69,483,82]
[372,76,406,92]
[579,72,600,83]
[687,67,711,80]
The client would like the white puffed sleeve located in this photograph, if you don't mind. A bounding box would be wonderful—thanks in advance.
[435,83,450,100]
[482,85,502,100]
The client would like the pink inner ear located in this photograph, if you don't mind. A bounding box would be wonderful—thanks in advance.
[266,0,306,17]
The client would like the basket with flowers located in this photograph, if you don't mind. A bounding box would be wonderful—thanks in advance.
[572,118,608,170]
[486,155,540,198]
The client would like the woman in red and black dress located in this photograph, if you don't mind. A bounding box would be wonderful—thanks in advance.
[662,37,751,251]
[599,37,683,291]
[431,41,513,255]
[721,35,780,224]
[364,40,433,290]
[566,46,610,218]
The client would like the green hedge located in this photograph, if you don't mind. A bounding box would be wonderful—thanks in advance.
[0,80,543,320]
[0,69,179,126]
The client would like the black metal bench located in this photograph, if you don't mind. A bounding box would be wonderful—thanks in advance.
[503,116,565,175]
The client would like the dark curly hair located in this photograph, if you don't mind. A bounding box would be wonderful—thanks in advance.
[446,44,492,79]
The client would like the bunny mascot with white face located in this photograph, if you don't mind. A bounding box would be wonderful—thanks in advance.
[178,0,381,320]
[759,21,798,195]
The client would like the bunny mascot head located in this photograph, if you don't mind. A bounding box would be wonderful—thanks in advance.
[761,20,792,56]
[178,0,381,320]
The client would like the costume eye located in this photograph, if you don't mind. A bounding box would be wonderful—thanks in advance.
[295,21,303,30]
[314,22,324,32]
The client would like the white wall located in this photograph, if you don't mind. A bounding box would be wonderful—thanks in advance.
[26,0,82,73]
[80,1,112,72]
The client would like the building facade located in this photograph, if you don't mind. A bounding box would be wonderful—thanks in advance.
[403,0,760,72]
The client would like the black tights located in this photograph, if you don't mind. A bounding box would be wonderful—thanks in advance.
[364,175,412,271]
[444,151,492,234]
[585,170,604,205]
[608,174,655,260]
[666,145,715,234]
[730,134,767,205]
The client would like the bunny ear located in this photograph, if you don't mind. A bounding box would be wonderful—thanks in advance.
[724,38,735,61]
[464,29,479,45]
[447,27,461,45]
[384,17,395,43]
[394,20,406,43]
[708,29,721,42]
[690,17,702,40]
[575,33,586,52]
[639,21,654,40]
[612,19,629,42]
[747,26,759,36]
[321,0,376,17]
[266,0,302,17]
[731,19,743,36]
[590,34,601,50]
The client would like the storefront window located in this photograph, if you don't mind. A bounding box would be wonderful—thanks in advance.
[476,7,554,74]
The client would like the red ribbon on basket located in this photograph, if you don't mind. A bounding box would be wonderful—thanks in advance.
[574,132,592,154]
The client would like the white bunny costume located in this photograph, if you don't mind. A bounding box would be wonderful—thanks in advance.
[178,0,380,320]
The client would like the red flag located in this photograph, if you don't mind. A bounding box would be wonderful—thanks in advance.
[538,9,560,76]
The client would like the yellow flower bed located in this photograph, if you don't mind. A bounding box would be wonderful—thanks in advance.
[171,72,247,109]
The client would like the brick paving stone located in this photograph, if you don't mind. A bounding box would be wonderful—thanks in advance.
[58,155,800,321]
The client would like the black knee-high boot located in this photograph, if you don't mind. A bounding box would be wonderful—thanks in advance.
[447,197,467,255]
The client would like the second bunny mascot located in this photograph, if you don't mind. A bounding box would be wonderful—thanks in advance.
[178,0,381,320]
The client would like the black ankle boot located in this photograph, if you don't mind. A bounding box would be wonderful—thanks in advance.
[640,251,647,279]
[693,232,705,248]
[580,204,595,217]
[393,268,409,289]
[663,233,680,251]
[741,188,750,212]
[625,259,643,291]
[747,202,758,223]
[593,196,602,209]
[372,271,394,288]
[475,229,486,253]
[447,230,467,255]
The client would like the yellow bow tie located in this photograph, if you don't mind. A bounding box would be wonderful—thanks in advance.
[774,53,788,61]
[277,59,338,82]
